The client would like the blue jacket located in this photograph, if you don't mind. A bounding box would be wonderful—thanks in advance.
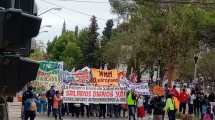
[24,98,39,112]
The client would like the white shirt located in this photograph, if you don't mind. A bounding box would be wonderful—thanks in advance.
[137,97,144,107]
[190,94,196,104]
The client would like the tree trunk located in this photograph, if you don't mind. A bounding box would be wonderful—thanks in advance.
[167,63,176,87]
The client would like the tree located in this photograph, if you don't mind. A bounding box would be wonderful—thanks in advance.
[102,19,114,46]
[198,51,215,91]
[86,16,99,68]
[30,49,46,61]
[75,25,79,40]
[62,20,66,34]
[104,2,215,84]
[47,31,83,70]
[109,0,136,22]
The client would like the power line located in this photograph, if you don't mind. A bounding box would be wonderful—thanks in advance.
[142,0,215,5]
[40,0,106,21]
[56,0,108,4]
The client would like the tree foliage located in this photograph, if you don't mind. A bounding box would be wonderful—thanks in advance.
[47,31,82,70]
[47,16,101,70]
[105,2,215,82]
[85,16,100,68]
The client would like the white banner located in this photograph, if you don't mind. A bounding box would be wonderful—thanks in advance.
[63,85,126,104]
[119,78,150,95]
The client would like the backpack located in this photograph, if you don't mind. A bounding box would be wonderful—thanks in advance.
[29,99,37,111]
[203,113,212,120]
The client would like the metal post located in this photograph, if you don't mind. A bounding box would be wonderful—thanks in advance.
[194,63,197,83]
[193,55,198,86]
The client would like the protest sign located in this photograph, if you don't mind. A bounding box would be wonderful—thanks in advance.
[91,69,119,86]
[60,70,90,85]
[63,85,126,104]
[152,85,164,96]
[119,78,150,95]
[128,82,150,95]
[31,61,62,93]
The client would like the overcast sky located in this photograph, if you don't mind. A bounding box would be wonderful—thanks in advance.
[35,0,117,44]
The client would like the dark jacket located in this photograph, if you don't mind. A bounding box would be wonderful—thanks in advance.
[46,89,55,103]
[22,90,34,105]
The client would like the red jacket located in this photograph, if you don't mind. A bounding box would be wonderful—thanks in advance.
[179,91,189,103]
[170,88,179,99]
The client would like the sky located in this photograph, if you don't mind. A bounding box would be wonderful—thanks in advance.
[35,0,117,44]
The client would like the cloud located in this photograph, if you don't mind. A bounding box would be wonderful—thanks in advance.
[35,0,117,43]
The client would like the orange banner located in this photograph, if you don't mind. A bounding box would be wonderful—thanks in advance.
[91,69,119,86]
[152,85,164,96]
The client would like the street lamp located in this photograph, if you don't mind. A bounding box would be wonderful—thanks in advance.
[39,30,48,33]
[158,57,161,84]
[38,8,62,16]
[193,54,199,84]
[40,25,52,29]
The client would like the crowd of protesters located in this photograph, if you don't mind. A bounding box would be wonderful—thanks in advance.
[21,85,215,120]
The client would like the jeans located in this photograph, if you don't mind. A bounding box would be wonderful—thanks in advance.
[24,111,36,120]
[128,105,136,120]
[99,104,106,118]
[107,104,113,117]
[179,102,186,114]
[188,104,194,114]
[47,102,53,117]
[168,110,176,120]
[53,108,61,119]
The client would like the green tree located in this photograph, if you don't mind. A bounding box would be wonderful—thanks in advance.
[86,16,99,68]
[102,19,114,46]
[62,20,67,34]
[104,2,215,83]
[47,31,83,70]
[30,49,46,61]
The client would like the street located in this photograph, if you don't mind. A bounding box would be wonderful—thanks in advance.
[8,100,128,120]
[8,100,179,120]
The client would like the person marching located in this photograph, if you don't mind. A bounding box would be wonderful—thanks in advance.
[165,94,176,120]
[137,95,145,120]
[52,91,62,120]
[127,90,136,120]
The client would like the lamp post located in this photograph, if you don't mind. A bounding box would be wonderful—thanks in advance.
[193,55,199,85]
[38,7,62,16]
[40,25,52,29]
[158,57,161,85]
[39,30,48,33]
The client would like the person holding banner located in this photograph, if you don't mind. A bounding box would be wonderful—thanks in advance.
[127,90,136,120]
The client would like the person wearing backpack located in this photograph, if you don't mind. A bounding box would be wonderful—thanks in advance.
[165,94,176,120]
[24,93,39,120]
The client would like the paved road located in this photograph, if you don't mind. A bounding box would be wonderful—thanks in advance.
[8,100,182,120]
[8,101,128,120]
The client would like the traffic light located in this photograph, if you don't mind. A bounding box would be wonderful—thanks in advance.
[0,56,39,96]
[0,0,42,96]
[14,0,36,15]
[0,0,14,9]
[0,8,41,56]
